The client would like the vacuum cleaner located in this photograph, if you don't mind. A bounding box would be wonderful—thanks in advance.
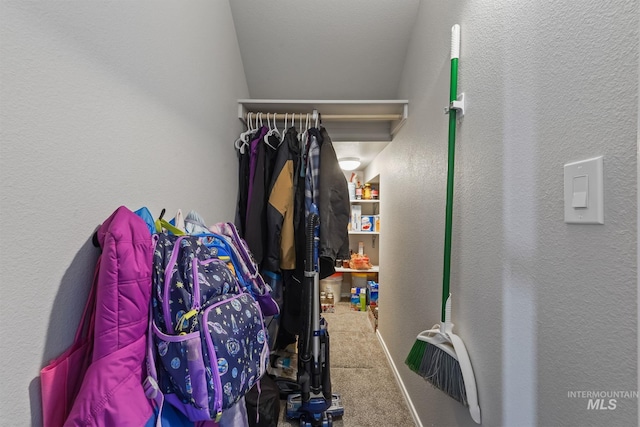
[286,206,344,426]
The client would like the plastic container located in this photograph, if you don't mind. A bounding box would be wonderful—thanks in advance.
[352,272,367,289]
[350,205,362,232]
[348,182,356,200]
[320,273,343,297]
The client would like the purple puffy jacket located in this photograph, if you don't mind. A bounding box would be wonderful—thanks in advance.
[65,206,154,426]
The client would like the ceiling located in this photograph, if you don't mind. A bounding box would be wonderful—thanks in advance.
[229,0,420,170]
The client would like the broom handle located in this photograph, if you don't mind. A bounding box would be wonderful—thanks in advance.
[442,24,460,323]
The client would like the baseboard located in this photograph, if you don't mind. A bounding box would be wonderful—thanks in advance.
[376,330,423,427]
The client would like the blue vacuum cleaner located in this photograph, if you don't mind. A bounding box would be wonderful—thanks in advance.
[286,207,344,426]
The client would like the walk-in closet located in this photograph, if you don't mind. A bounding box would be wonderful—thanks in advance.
[1,1,637,427]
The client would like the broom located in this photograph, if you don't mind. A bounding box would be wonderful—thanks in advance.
[404,24,481,424]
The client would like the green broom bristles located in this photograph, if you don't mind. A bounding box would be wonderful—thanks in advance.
[405,339,427,373]
[405,340,468,407]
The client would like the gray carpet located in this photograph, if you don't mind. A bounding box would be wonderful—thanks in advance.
[276,302,416,427]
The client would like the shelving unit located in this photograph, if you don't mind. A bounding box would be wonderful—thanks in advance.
[349,197,380,246]
[335,266,379,273]
[342,187,380,304]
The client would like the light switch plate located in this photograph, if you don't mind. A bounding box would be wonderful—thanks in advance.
[564,156,604,224]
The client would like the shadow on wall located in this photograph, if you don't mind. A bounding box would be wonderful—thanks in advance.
[31,235,101,426]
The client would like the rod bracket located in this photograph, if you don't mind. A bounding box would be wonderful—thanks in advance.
[444,92,465,117]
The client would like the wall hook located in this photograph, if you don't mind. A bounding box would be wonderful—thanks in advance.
[444,92,465,117]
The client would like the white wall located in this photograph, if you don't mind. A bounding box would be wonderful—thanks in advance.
[0,1,248,425]
[377,1,638,426]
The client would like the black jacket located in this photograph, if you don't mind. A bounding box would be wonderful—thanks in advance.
[264,127,299,272]
[317,127,350,278]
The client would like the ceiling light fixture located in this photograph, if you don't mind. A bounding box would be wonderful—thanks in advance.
[338,157,361,171]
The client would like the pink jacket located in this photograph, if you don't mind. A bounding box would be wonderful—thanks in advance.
[65,206,154,426]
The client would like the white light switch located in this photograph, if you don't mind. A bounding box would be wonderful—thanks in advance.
[571,175,588,208]
[564,156,603,224]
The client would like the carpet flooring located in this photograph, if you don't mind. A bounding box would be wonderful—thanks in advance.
[276,301,416,427]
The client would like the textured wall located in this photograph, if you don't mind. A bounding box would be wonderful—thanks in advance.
[0,2,248,425]
[375,0,638,426]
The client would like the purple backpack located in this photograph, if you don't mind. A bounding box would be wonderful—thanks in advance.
[146,233,269,422]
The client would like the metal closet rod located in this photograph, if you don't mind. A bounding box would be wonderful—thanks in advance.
[244,111,403,122]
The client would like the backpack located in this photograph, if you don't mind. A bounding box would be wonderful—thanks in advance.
[183,213,278,318]
[146,232,270,422]
[209,222,279,317]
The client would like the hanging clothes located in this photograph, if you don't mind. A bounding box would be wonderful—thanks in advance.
[317,126,350,278]
[277,163,307,346]
[245,126,268,221]
[244,127,268,265]
[264,126,299,272]
[234,137,251,237]
[233,117,350,346]
[304,128,321,219]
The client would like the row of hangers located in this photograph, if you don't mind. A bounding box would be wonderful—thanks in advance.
[235,111,320,154]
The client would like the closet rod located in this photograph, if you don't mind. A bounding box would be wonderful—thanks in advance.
[244,112,403,122]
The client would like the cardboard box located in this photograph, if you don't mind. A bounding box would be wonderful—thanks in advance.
[367,281,379,308]
[368,306,378,331]
[350,287,367,311]
[350,205,362,231]
[360,215,375,232]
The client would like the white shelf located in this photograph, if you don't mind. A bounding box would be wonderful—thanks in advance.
[349,199,380,203]
[335,266,379,273]
[238,99,408,141]
[348,232,379,235]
